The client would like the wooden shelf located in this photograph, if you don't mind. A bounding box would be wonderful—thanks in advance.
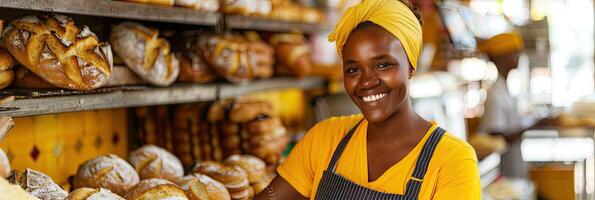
[225,15,332,33]
[0,0,220,25]
[0,77,325,117]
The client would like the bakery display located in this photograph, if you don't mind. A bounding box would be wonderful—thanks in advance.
[192,161,250,200]
[125,178,189,200]
[110,22,180,86]
[2,14,113,90]
[0,148,9,178]
[7,168,68,200]
[128,144,184,182]
[269,33,312,78]
[73,154,140,196]
[66,187,125,200]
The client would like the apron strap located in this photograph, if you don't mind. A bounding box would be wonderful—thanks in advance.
[404,127,446,199]
[326,119,364,172]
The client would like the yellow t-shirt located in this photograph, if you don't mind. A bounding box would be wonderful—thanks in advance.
[277,115,481,199]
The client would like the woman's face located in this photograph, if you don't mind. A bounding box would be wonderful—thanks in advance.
[342,23,411,123]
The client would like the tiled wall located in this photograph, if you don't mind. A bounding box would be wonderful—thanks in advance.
[0,109,128,189]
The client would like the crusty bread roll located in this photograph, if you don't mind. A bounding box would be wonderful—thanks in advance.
[177,51,217,83]
[176,176,209,200]
[110,22,180,86]
[227,101,273,123]
[197,33,252,84]
[177,174,231,200]
[223,155,266,184]
[66,187,124,200]
[128,144,184,182]
[0,48,14,89]
[192,161,249,194]
[73,154,140,196]
[244,33,274,79]
[269,33,312,78]
[126,178,188,200]
[7,168,68,200]
[0,148,9,178]
[2,14,113,90]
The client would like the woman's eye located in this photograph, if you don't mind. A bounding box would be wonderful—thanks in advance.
[345,67,359,74]
[377,63,391,69]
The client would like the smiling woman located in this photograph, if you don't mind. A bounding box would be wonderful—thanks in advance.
[254,0,481,199]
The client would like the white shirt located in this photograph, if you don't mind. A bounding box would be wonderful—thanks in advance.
[479,77,523,135]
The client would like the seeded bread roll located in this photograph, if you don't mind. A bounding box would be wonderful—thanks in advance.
[7,168,68,200]
[66,187,124,200]
[223,155,266,184]
[128,144,184,182]
[73,154,140,196]
[126,178,188,200]
[0,148,9,178]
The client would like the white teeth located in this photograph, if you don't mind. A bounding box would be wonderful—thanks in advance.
[362,93,387,102]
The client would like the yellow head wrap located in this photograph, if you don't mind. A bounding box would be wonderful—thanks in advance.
[328,0,423,70]
[477,32,524,57]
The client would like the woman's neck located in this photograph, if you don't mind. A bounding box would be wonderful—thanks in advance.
[367,103,430,141]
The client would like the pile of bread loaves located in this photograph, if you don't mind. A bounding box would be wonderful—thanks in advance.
[0,14,314,90]
[0,145,274,200]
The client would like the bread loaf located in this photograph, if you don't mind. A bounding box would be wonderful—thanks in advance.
[73,154,140,196]
[0,48,14,89]
[12,66,56,89]
[0,148,9,178]
[177,51,217,83]
[223,155,266,184]
[177,174,231,200]
[66,187,124,200]
[2,14,113,90]
[175,0,201,9]
[244,32,274,79]
[128,144,184,182]
[197,33,252,84]
[110,22,179,86]
[191,161,249,194]
[269,33,312,78]
[7,168,68,200]
[126,178,188,200]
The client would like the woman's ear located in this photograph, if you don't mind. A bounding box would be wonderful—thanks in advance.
[409,67,415,79]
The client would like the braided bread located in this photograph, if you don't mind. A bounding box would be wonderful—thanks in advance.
[110,22,180,86]
[3,14,113,90]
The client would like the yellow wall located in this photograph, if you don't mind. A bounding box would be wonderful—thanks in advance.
[0,109,128,189]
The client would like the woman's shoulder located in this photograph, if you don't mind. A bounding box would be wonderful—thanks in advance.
[436,131,478,162]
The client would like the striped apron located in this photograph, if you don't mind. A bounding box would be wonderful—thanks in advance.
[314,120,446,200]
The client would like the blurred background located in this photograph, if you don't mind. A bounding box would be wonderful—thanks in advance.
[0,0,593,199]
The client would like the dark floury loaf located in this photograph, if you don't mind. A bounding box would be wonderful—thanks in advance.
[2,14,113,90]
[128,144,184,182]
[73,154,140,196]
[110,22,179,86]
[7,168,68,200]
[66,187,125,200]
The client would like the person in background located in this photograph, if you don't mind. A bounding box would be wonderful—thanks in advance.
[477,32,529,178]
[255,0,481,199]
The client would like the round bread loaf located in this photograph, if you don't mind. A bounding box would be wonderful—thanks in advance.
[191,161,249,193]
[128,144,184,182]
[223,155,266,184]
[0,48,14,89]
[178,173,231,200]
[7,168,68,200]
[0,148,10,177]
[66,187,124,200]
[73,154,140,196]
[126,178,188,200]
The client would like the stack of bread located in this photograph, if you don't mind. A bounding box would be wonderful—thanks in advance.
[224,155,271,194]
[207,100,289,165]
[197,32,273,84]
[134,106,176,151]
[172,103,212,167]
[2,14,113,90]
[0,20,14,90]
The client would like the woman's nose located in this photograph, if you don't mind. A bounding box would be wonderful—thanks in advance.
[360,70,380,89]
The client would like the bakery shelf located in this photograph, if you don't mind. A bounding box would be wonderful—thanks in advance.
[0,77,325,117]
[0,0,220,25]
[225,15,333,33]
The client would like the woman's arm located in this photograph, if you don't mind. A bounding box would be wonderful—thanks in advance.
[254,176,309,200]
